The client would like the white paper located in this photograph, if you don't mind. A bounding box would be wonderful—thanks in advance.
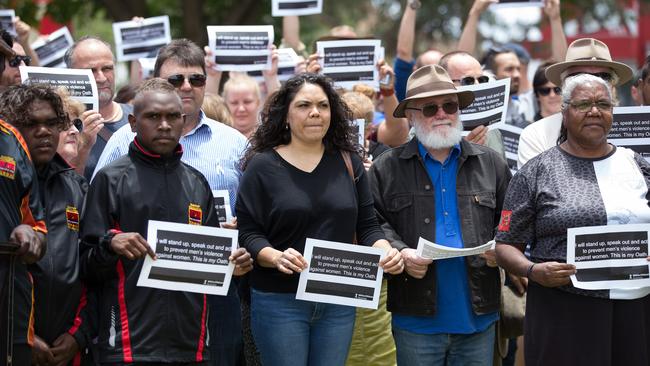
[567,224,650,290]
[113,16,171,62]
[272,0,323,17]
[137,220,237,296]
[207,25,274,72]
[30,27,74,68]
[351,118,365,146]
[416,237,495,260]
[20,66,99,111]
[211,189,233,227]
[608,106,650,163]
[492,0,544,8]
[296,238,385,309]
[458,78,510,132]
[317,39,381,90]
[247,47,300,83]
[0,9,16,37]
[138,57,157,80]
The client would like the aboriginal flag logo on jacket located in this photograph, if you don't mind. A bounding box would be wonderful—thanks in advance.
[0,155,16,179]
[66,206,80,231]
[188,204,202,225]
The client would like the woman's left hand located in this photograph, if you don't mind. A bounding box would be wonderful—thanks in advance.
[380,247,404,275]
[230,248,254,276]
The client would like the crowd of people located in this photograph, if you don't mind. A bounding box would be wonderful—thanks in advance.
[2,0,650,365]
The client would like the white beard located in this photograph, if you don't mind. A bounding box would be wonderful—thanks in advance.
[413,118,463,150]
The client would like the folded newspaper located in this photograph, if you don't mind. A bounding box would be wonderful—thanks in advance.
[416,237,494,260]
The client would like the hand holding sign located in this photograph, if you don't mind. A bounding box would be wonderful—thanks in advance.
[378,246,403,275]
[528,261,576,287]
[111,232,157,260]
[400,248,433,279]
[230,247,253,276]
[273,247,308,274]
[79,110,104,147]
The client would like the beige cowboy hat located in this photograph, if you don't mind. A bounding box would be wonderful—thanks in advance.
[545,38,634,86]
[394,64,474,118]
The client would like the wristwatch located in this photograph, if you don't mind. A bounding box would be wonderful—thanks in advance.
[408,0,421,10]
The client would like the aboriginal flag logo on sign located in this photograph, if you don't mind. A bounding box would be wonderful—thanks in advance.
[0,155,16,179]
[66,206,80,231]
[188,203,202,225]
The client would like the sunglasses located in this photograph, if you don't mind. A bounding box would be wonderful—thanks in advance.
[566,72,613,82]
[167,73,207,88]
[8,55,30,68]
[72,118,83,132]
[569,100,613,113]
[453,76,490,86]
[537,86,561,96]
[406,101,459,117]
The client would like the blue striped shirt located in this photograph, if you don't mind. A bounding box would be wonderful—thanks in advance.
[93,112,247,213]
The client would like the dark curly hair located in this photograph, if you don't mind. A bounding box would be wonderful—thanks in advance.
[241,73,362,169]
[0,84,70,131]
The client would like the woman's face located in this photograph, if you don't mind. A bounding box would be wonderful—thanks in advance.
[536,81,562,117]
[287,83,331,145]
[563,82,613,147]
[57,114,79,163]
[225,85,260,137]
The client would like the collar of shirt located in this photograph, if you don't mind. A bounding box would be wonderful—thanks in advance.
[417,141,461,166]
[183,110,213,138]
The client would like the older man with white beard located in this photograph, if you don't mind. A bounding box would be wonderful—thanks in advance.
[368,65,512,366]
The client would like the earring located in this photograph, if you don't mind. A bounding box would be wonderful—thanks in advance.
[285,123,290,130]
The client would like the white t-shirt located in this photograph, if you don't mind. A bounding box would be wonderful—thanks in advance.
[516,112,562,169]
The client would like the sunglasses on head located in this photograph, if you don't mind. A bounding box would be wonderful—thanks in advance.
[406,101,459,117]
[453,76,490,86]
[167,73,207,88]
[72,118,83,132]
[8,55,30,68]
[566,72,613,82]
[537,86,561,96]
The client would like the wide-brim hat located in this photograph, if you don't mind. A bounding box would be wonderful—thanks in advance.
[394,65,474,118]
[545,38,634,86]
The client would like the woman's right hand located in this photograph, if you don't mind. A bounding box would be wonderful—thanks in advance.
[273,248,308,274]
[529,261,576,287]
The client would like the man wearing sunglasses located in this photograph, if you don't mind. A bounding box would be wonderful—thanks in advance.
[0,41,30,88]
[439,51,506,159]
[631,56,650,107]
[517,38,634,168]
[94,39,248,366]
[64,36,134,181]
[369,65,511,366]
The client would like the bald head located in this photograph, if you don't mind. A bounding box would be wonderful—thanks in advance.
[415,50,443,69]
[440,52,484,86]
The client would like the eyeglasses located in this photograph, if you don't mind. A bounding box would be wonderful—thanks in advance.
[166,73,207,88]
[569,100,614,113]
[537,86,561,96]
[72,118,83,132]
[452,76,490,86]
[406,101,459,117]
[8,55,30,68]
[566,72,613,83]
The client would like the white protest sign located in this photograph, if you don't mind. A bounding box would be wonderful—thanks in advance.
[492,0,544,8]
[296,238,384,309]
[272,0,323,17]
[207,25,274,72]
[113,16,171,62]
[608,106,650,162]
[416,237,494,260]
[0,9,16,37]
[317,39,380,90]
[30,27,74,68]
[567,224,650,290]
[351,118,365,146]
[247,47,301,82]
[137,220,237,296]
[20,66,98,111]
[138,57,157,80]
[211,190,233,227]
[458,78,510,131]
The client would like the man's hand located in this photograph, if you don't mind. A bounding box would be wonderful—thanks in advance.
[470,0,498,15]
[529,261,575,287]
[230,247,253,276]
[32,335,55,366]
[480,248,498,267]
[78,110,104,149]
[507,272,528,295]
[110,232,156,260]
[306,53,322,74]
[400,248,433,279]
[13,17,31,45]
[10,224,43,264]
[377,59,395,90]
[262,45,279,78]
[464,125,487,146]
[272,248,307,274]
[379,247,404,275]
[543,0,561,20]
[221,217,237,230]
[50,333,79,366]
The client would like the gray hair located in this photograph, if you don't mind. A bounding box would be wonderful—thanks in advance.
[560,69,619,86]
[561,74,613,110]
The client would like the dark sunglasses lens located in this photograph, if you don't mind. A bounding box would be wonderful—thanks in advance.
[422,105,439,117]
[188,74,206,87]
[442,102,459,114]
[167,74,184,87]
[538,87,551,96]
[460,77,475,86]
[553,87,561,94]
[477,76,489,84]
[23,56,30,66]
[73,118,83,131]
[9,56,31,67]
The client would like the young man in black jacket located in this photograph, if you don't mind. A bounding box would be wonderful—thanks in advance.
[80,78,252,365]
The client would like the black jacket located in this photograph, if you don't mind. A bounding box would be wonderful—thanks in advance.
[368,138,511,317]
[29,154,89,348]
[80,139,217,363]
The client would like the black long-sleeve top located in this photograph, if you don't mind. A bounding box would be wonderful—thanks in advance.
[236,149,385,293]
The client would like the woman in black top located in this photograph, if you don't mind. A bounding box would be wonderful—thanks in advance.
[237,73,403,366]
